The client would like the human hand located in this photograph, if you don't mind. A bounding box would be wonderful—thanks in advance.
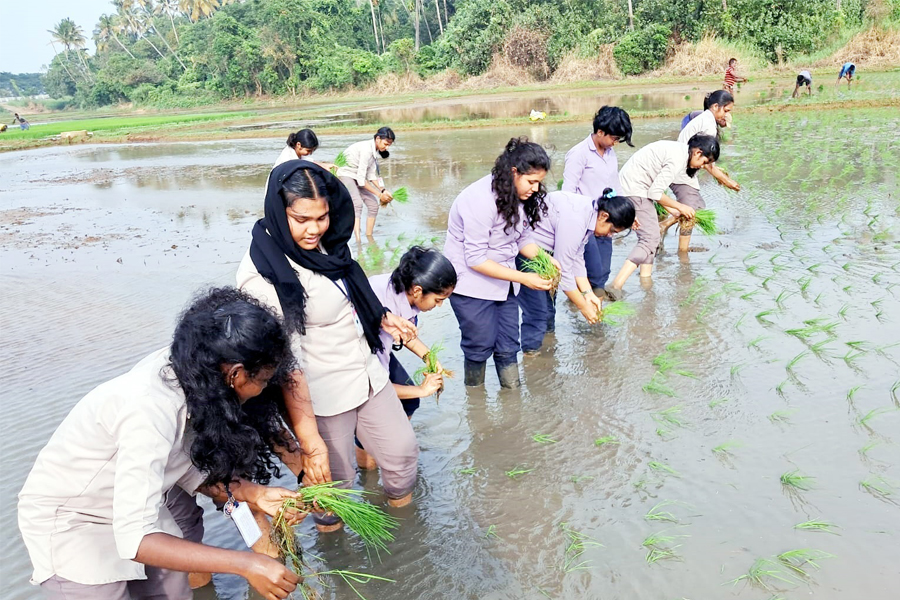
[726,179,741,191]
[550,257,562,272]
[252,487,306,525]
[382,312,417,344]
[632,217,641,230]
[300,436,331,485]
[243,554,300,600]
[580,302,600,324]
[678,204,696,219]
[521,272,553,291]
[418,373,444,397]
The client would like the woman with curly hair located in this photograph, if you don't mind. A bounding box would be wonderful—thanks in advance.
[443,137,557,388]
[18,288,305,599]
[237,160,419,530]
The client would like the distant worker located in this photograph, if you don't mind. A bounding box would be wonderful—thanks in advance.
[273,128,334,171]
[793,70,813,98]
[11,113,30,130]
[723,58,747,94]
[336,127,397,242]
[836,62,856,89]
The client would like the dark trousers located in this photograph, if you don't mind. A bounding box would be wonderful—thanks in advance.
[356,354,420,449]
[449,290,520,362]
[515,255,556,352]
[583,235,612,289]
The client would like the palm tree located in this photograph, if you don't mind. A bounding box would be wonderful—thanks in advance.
[154,0,182,43]
[178,0,220,22]
[118,0,187,70]
[627,0,634,30]
[95,14,137,58]
[367,0,383,53]
[48,18,93,82]
[433,0,443,34]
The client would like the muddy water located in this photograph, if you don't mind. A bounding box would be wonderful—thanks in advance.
[2,110,899,600]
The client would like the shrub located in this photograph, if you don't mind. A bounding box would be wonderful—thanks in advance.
[503,27,550,80]
[613,24,672,75]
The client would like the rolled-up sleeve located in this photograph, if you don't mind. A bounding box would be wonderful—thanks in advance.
[111,396,180,560]
[562,145,585,194]
[553,217,590,292]
[461,199,495,268]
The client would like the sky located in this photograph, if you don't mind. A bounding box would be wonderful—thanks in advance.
[0,0,111,73]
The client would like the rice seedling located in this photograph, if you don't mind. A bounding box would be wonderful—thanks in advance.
[860,476,895,498]
[277,482,399,553]
[807,263,822,273]
[413,341,453,402]
[776,549,834,577]
[709,397,729,408]
[655,201,667,217]
[646,546,682,564]
[892,380,900,404]
[809,340,832,359]
[644,501,684,523]
[741,290,760,300]
[798,277,812,293]
[484,524,499,539]
[775,290,794,307]
[712,440,742,455]
[304,569,395,600]
[643,529,686,564]
[727,557,799,590]
[776,380,790,396]
[838,303,850,319]
[455,467,477,475]
[761,276,774,288]
[594,436,619,447]
[786,351,809,378]
[730,363,745,377]
[734,311,748,330]
[665,338,694,353]
[756,309,777,324]
[333,151,348,168]
[561,523,603,572]
[846,385,862,403]
[747,264,760,275]
[769,409,796,424]
[521,248,560,293]
[532,433,558,444]
[556,178,564,191]
[842,349,865,367]
[643,374,677,397]
[652,406,685,429]
[858,406,895,428]
[780,470,815,491]
[858,439,881,458]
[648,461,680,477]
[599,301,635,325]
[390,187,409,204]
[570,475,594,483]
[505,466,534,479]
[794,520,839,534]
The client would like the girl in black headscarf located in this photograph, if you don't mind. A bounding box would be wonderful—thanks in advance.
[236,160,420,531]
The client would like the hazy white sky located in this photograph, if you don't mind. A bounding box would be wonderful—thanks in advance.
[0,0,111,73]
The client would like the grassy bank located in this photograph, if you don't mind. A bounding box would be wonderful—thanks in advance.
[2,69,898,153]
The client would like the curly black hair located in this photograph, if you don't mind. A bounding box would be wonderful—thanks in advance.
[491,137,551,234]
[167,287,296,487]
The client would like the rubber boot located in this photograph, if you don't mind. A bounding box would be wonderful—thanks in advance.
[494,353,521,389]
[464,359,486,387]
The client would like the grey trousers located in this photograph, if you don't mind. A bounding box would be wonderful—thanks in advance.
[340,176,380,219]
[39,488,203,599]
[315,382,418,520]
[626,196,660,265]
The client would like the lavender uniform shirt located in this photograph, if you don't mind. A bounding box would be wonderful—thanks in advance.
[368,272,420,370]
[529,191,597,293]
[444,175,532,301]
[563,135,622,200]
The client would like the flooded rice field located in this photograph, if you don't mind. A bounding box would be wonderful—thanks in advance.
[2,106,899,600]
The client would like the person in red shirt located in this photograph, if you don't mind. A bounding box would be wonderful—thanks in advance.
[723,58,747,92]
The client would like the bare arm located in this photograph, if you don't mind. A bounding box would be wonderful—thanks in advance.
[282,371,331,485]
[656,192,694,218]
[135,534,299,599]
[471,259,553,291]
[563,276,601,324]
[704,163,740,191]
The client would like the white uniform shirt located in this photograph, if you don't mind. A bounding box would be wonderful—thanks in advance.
[274,145,298,168]
[336,139,379,187]
[618,140,690,201]
[17,348,205,586]
[673,109,717,189]
[236,249,389,416]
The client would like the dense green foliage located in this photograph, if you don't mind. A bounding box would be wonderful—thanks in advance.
[0,73,45,97]
[38,0,878,108]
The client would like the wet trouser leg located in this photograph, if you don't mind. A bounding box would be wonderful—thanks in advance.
[449,290,521,386]
[355,355,419,449]
[626,196,661,266]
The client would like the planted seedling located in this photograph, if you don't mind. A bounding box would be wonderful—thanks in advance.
[644,500,684,523]
[652,406,686,429]
[858,406,895,428]
[860,476,895,499]
[599,301,636,325]
[786,351,809,378]
[648,461,680,477]
[777,549,834,577]
[709,397,729,408]
[712,440,742,455]
[769,409,796,424]
[506,466,534,479]
[794,520,839,534]
[642,529,687,564]
[594,436,619,447]
[455,467,477,475]
[643,373,677,397]
[484,524,499,540]
[532,433,558,444]
[561,523,603,572]
[521,248,560,293]
[727,557,799,590]
[781,470,815,491]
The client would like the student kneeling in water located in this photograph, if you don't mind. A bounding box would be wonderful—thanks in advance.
[358,246,457,468]
[518,188,635,353]
[660,90,740,253]
[18,288,307,599]
[605,134,720,300]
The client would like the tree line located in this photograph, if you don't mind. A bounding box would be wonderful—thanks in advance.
[41,0,881,108]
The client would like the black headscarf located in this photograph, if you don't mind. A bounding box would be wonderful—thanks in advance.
[250,159,386,353]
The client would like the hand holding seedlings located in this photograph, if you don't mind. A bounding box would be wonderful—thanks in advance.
[417,372,444,397]
[520,248,562,293]
[382,311,418,344]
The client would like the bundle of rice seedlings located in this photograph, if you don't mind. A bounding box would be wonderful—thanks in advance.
[334,151,348,168]
[413,341,453,402]
[275,482,399,553]
[655,202,668,218]
[391,187,409,204]
[680,208,717,236]
[520,248,560,293]
[598,301,635,326]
